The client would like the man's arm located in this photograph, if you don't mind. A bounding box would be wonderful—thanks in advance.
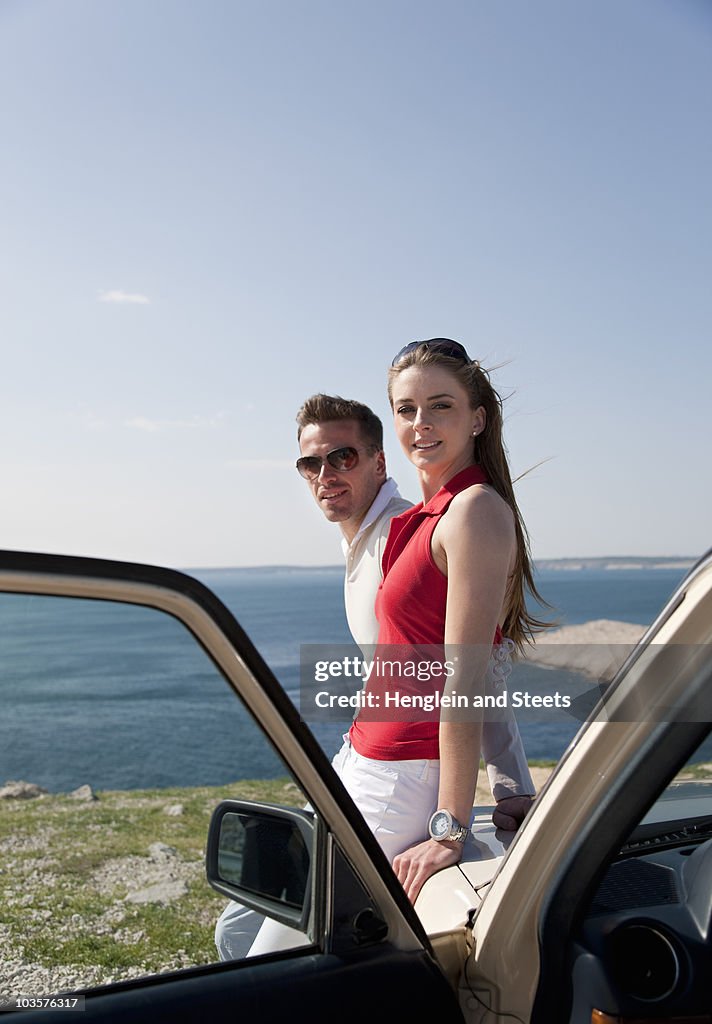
[481,716,535,829]
[480,633,536,828]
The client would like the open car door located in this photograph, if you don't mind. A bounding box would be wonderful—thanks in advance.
[0,550,464,1023]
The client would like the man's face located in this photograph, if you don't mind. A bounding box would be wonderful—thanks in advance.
[298,420,386,540]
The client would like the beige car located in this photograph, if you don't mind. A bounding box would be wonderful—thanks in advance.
[207,548,712,1022]
[1,548,710,1023]
[206,548,712,1023]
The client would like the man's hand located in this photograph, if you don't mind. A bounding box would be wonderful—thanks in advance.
[492,795,534,831]
[392,838,463,904]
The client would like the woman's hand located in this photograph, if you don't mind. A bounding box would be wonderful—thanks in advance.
[392,838,464,904]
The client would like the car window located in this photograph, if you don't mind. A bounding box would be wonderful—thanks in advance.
[0,592,310,1000]
[630,728,712,840]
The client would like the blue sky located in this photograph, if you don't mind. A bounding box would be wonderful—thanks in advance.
[2,0,710,568]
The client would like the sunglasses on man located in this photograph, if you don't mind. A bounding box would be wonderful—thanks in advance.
[296,444,380,480]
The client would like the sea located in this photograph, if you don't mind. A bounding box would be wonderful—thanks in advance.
[1,563,708,793]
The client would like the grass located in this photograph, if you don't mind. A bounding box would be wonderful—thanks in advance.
[1,762,710,994]
[0,777,302,989]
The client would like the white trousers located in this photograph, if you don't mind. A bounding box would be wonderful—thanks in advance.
[214,738,440,959]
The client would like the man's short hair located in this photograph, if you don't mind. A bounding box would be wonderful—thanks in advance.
[296,394,383,449]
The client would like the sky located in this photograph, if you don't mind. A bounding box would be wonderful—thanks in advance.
[1,0,710,569]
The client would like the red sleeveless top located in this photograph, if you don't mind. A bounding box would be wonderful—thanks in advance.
[349,464,502,760]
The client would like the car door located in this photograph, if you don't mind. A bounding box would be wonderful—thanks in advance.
[0,550,464,1023]
[460,549,712,1024]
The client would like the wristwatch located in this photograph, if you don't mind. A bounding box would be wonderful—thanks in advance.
[428,808,469,844]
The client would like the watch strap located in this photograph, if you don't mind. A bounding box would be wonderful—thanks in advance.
[449,821,469,843]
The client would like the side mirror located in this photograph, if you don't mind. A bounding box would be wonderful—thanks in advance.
[206,800,316,934]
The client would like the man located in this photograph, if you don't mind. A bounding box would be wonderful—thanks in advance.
[295,394,535,828]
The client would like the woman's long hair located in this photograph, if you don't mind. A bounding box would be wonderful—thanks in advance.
[388,345,552,649]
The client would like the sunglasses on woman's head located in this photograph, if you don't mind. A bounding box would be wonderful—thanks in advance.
[391,337,471,367]
[296,444,380,480]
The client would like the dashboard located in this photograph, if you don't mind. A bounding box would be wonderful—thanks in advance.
[570,794,712,1021]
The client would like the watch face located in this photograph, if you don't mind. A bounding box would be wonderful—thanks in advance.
[430,810,451,839]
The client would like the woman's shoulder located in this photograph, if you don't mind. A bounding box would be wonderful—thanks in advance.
[443,482,515,540]
[450,479,512,516]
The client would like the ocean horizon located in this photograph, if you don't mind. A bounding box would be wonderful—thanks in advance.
[181,554,702,575]
[2,561,707,793]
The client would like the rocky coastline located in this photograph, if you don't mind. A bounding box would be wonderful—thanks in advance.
[524,619,646,681]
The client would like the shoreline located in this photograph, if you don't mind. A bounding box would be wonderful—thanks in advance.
[523,619,647,681]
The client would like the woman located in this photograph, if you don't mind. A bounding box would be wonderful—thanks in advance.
[346,338,545,903]
[218,338,543,957]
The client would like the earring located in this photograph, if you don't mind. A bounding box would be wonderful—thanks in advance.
[472,429,478,437]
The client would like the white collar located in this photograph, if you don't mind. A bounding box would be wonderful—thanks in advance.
[341,478,402,554]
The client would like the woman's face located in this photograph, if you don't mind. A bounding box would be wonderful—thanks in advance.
[390,364,485,476]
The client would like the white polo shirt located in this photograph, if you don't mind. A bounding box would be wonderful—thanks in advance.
[341,478,411,650]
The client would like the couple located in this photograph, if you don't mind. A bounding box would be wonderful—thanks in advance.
[217,337,543,958]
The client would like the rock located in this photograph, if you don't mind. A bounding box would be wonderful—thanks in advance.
[164,804,184,816]
[69,785,98,801]
[0,781,48,801]
[524,620,646,681]
[148,842,178,861]
[125,880,188,905]
[113,927,146,944]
